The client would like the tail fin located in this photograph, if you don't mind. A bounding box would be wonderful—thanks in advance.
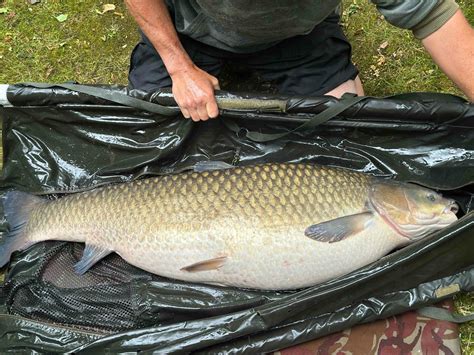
[0,191,45,267]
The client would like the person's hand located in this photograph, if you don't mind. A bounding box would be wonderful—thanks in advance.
[170,65,220,121]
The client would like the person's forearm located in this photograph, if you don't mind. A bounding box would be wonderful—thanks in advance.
[422,10,474,101]
[126,0,220,121]
[125,0,192,75]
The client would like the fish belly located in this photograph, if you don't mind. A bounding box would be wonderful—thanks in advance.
[116,215,405,290]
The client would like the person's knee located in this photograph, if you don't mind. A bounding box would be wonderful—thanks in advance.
[325,75,364,98]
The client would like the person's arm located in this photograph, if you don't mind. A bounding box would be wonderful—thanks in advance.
[371,0,473,101]
[422,10,474,102]
[125,0,219,121]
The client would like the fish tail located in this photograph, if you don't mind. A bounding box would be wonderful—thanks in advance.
[0,191,46,267]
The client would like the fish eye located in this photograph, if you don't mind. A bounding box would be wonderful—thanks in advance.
[426,193,436,202]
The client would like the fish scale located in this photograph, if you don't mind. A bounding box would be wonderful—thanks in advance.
[1,163,457,290]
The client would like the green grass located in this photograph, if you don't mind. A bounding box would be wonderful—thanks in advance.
[342,0,473,98]
[457,292,474,352]
[0,0,473,352]
[0,0,138,84]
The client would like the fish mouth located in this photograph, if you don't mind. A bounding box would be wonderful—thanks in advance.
[446,201,459,215]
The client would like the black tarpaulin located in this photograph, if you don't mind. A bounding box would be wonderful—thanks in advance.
[0,84,472,353]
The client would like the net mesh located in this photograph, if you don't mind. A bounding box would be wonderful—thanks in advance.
[4,242,158,332]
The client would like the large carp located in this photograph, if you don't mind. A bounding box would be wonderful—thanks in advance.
[0,162,458,290]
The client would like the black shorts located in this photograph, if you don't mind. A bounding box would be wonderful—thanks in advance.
[128,13,358,96]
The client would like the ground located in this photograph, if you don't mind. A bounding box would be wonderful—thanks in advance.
[0,0,473,351]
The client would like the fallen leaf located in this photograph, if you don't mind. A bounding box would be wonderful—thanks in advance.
[377,55,386,66]
[379,41,389,50]
[370,65,380,78]
[0,7,9,14]
[97,3,116,15]
[28,0,41,4]
[45,67,54,78]
[55,14,68,22]
[102,4,116,12]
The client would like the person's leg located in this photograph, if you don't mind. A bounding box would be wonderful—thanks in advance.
[325,75,365,97]
[128,32,223,91]
[244,12,362,97]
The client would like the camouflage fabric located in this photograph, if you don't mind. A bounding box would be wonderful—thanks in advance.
[276,300,460,355]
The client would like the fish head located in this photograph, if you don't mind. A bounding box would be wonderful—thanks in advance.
[369,181,458,240]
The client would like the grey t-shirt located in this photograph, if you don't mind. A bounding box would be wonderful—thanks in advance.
[166,0,458,53]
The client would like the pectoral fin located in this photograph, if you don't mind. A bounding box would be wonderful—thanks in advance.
[181,256,227,272]
[305,212,374,243]
[74,244,112,275]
